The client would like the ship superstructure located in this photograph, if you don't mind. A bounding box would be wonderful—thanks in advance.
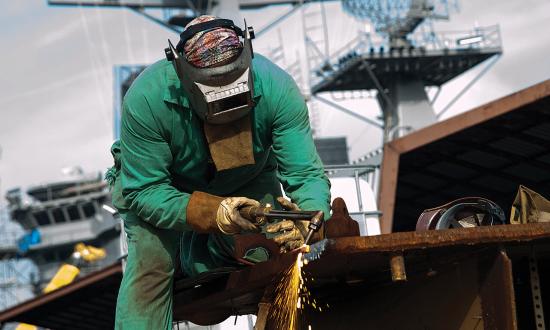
[3,173,121,299]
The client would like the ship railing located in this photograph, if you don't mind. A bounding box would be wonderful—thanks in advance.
[309,24,502,88]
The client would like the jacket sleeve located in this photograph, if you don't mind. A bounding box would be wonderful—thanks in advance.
[271,74,331,218]
[119,93,192,231]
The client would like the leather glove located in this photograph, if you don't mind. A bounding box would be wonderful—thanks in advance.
[186,191,260,235]
[266,220,304,252]
[216,197,261,234]
[276,196,324,246]
[264,197,308,253]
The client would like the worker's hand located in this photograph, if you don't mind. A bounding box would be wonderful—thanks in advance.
[277,196,300,212]
[216,197,261,235]
[277,196,310,240]
[266,197,305,252]
[266,220,305,252]
[276,197,324,246]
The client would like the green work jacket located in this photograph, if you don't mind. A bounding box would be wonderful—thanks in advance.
[113,54,330,275]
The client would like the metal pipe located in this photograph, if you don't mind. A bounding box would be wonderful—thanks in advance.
[430,86,442,105]
[323,164,378,171]
[372,168,380,200]
[354,169,368,235]
[320,1,329,58]
[354,170,364,213]
[388,125,413,140]
[349,211,382,217]
[361,59,396,112]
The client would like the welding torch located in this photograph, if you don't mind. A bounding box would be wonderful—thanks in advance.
[239,205,324,245]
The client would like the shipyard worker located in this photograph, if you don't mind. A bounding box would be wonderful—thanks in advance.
[108,15,330,329]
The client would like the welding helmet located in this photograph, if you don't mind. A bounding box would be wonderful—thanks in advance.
[165,19,256,125]
[416,197,506,231]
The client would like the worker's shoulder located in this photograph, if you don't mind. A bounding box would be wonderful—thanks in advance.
[123,59,172,107]
[253,53,294,84]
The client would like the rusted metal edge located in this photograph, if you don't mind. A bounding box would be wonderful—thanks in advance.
[178,224,550,310]
[0,261,122,322]
[175,224,550,324]
[327,223,550,254]
[174,251,298,317]
[389,79,550,154]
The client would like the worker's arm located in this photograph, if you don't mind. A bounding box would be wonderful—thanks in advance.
[270,74,331,219]
[119,94,193,231]
[119,93,260,233]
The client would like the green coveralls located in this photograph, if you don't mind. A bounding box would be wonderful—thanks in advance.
[112,54,331,329]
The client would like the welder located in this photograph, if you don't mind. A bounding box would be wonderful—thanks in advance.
[108,15,330,329]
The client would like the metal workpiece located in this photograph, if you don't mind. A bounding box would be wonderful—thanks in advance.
[327,223,550,254]
[2,223,550,329]
[167,222,550,327]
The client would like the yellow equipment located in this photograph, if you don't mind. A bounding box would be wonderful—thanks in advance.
[74,242,107,262]
[42,243,106,293]
[15,243,107,330]
[42,264,81,294]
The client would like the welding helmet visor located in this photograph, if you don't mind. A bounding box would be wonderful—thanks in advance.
[165,19,255,125]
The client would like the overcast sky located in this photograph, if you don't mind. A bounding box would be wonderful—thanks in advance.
[0,0,549,198]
